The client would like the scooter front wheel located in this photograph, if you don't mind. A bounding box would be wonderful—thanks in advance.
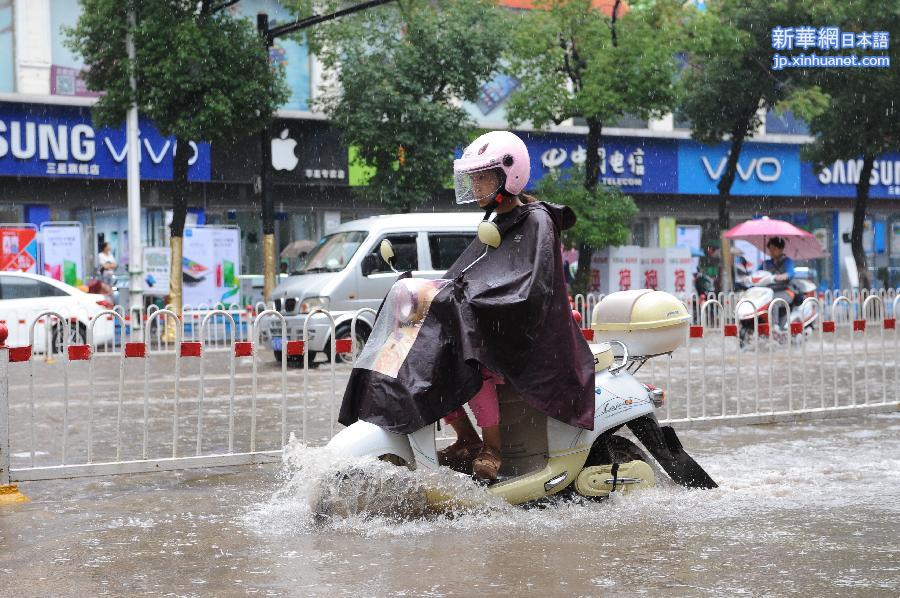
[575,436,656,499]
[585,435,651,467]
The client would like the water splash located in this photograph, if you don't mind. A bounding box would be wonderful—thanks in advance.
[243,417,900,539]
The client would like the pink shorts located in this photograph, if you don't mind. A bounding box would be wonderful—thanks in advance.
[444,367,504,428]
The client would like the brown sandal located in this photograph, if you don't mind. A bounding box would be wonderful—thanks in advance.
[472,445,502,481]
[437,439,483,474]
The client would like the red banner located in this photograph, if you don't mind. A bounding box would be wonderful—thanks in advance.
[0,228,38,273]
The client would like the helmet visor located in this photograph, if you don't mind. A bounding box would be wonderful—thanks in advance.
[453,168,502,205]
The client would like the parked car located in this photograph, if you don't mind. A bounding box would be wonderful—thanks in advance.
[0,271,116,352]
[265,212,479,365]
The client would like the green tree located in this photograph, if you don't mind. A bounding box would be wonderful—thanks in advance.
[505,0,681,294]
[535,168,637,250]
[786,1,900,289]
[67,0,287,314]
[304,0,505,212]
[677,0,806,290]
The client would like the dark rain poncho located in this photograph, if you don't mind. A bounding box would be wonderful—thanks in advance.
[338,201,596,434]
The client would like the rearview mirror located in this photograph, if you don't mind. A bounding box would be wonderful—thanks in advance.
[477,221,501,248]
[379,239,396,268]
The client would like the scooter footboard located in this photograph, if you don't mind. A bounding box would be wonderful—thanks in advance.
[326,420,415,466]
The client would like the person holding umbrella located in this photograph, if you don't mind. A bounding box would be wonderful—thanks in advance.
[761,236,795,330]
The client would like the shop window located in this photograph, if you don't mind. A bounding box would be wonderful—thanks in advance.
[0,1,13,92]
[765,109,810,135]
[428,233,475,270]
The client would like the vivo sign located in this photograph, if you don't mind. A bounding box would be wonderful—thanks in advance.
[700,155,782,183]
[678,141,800,196]
[0,102,210,181]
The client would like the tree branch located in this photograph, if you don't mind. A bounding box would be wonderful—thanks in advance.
[561,40,581,92]
[610,0,622,47]
[211,0,241,13]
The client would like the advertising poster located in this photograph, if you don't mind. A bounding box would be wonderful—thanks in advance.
[658,217,676,248]
[0,227,39,273]
[590,246,642,294]
[41,224,84,286]
[663,247,693,295]
[182,227,241,307]
[142,247,171,298]
[640,248,666,290]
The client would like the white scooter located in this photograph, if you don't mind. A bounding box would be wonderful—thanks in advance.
[321,229,716,513]
[735,270,818,347]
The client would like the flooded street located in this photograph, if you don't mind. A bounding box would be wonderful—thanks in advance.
[2,413,898,596]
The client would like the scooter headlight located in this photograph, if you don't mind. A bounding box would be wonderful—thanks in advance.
[396,288,418,324]
[642,383,666,408]
[394,279,430,325]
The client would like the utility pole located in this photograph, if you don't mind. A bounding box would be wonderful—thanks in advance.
[258,12,276,305]
[256,0,395,304]
[126,9,143,318]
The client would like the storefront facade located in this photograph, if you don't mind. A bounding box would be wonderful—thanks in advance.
[2,98,900,290]
[519,131,900,290]
[0,99,408,278]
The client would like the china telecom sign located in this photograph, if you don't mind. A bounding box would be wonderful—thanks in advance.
[519,132,678,194]
[0,102,210,181]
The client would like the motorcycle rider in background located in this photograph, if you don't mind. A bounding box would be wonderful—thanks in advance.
[761,236,795,330]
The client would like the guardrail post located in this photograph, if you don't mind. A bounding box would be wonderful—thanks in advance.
[0,324,28,504]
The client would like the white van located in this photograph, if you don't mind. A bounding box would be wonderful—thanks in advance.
[263,212,481,364]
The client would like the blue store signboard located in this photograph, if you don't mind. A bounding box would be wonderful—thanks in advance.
[0,102,210,181]
[677,140,800,197]
[801,154,900,199]
[519,132,678,194]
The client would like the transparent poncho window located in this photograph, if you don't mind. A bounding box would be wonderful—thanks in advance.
[355,278,451,378]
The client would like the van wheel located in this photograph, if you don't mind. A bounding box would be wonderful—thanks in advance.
[326,323,370,365]
[51,322,86,354]
[273,350,312,368]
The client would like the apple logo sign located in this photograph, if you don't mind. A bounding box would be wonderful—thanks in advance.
[271,128,299,171]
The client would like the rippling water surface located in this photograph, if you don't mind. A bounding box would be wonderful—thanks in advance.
[2,414,898,596]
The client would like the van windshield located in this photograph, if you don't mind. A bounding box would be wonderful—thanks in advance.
[298,231,368,273]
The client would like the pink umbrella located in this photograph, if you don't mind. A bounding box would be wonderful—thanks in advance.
[724,217,825,260]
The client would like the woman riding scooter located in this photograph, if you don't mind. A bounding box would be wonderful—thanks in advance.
[338,131,596,481]
[762,236,795,330]
[435,131,595,480]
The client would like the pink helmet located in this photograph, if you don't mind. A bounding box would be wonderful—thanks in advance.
[453,131,531,204]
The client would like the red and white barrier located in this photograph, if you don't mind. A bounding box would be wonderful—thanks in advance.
[2,291,898,484]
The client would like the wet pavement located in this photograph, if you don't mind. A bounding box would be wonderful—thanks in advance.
[2,413,898,596]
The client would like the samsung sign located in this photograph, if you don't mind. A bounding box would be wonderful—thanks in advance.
[0,102,210,181]
[801,155,900,198]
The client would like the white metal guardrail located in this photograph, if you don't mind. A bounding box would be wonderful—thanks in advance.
[2,293,898,486]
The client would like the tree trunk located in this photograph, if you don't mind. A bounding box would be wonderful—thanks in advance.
[584,117,602,192]
[168,136,190,327]
[715,130,746,293]
[572,117,603,295]
[851,154,875,290]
